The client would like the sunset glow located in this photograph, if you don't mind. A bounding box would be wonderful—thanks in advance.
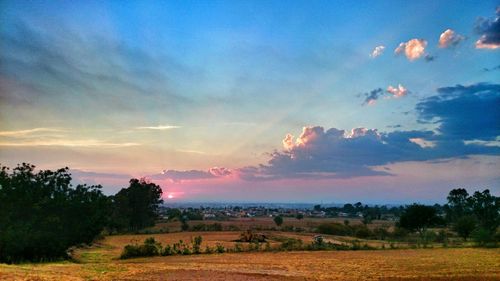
[0,1,498,203]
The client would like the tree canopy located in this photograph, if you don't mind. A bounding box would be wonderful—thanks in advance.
[109,178,163,231]
[398,204,440,235]
[0,163,110,263]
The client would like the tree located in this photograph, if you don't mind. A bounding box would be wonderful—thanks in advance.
[110,178,163,231]
[273,215,284,226]
[0,164,110,263]
[398,204,439,236]
[446,188,470,222]
[313,204,322,211]
[468,189,499,232]
[453,216,477,241]
[166,208,182,220]
[295,213,304,220]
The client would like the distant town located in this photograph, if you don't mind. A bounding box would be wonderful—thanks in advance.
[159,202,413,222]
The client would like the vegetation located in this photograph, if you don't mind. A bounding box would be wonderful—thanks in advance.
[1,163,498,264]
[273,215,284,226]
[398,204,441,236]
[109,178,163,232]
[0,164,110,263]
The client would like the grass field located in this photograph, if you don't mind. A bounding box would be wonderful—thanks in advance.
[0,231,499,281]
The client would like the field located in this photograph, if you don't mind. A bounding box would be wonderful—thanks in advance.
[0,230,499,281]
[151,217,393,232]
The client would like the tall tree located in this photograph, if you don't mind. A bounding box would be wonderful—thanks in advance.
[110,178,163,231]
[446,188,470,222]
[468,189,499,232]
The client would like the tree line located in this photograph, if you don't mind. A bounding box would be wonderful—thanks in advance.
[0,163,163,263]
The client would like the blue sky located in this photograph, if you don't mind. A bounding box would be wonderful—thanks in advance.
[0,0,499,203]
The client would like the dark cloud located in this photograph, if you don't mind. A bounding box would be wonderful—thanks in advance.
[474,7,500,49]
[387,124,402,128]
[361,85,409,106]
[416,83,500,141]
[483,65,500,72]
[241,82,500,181]
[361,88,384,105]
[239,125,499,181]
[424,54,436,62]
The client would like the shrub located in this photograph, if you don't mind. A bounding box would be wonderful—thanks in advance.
[204,245,214,254]
[215,244,225,253]
[233,242,243,252]
[373,227,389,240]
[162,245,173,256]
[391,227,409,239]
[120,237,161,259]
[472,228,496,247]
[192,236,202,254]
[279,238,303,251]
[352,225,373,239]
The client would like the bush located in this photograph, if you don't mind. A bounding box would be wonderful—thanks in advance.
[352,225,373,239]
[215,244,225,253]
[472,228,497,247]
[233,242,243,252]
[204,245,214,254]
[391,227,409,239]
[192,236,202,254]
[120,237,161,259]
[373,227,389,240]
[279,238,303,251]
[191,223,223,232]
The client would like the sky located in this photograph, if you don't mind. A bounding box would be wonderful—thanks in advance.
[0,0,499,204]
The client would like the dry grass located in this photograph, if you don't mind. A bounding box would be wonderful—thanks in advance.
[0,231,499,281]
[1,248,498,281]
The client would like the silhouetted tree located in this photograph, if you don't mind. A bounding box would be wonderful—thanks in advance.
[468,189,499,232]
[0,164,110,263]
[398,204,440,236]
[445,188,470,222]
[295,213,304,220]
[110,178,163,231]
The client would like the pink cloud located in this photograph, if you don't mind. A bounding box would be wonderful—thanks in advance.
[395,39,427,61]
[439,29,465,48]
[386,84,409,98]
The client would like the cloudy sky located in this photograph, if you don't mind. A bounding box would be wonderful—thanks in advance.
[0,0,499,203]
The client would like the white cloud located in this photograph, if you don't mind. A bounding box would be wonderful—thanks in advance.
[0,128,64,137]
[135,125,181,130]
[0,139,139,147]
[370,45,385,58]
